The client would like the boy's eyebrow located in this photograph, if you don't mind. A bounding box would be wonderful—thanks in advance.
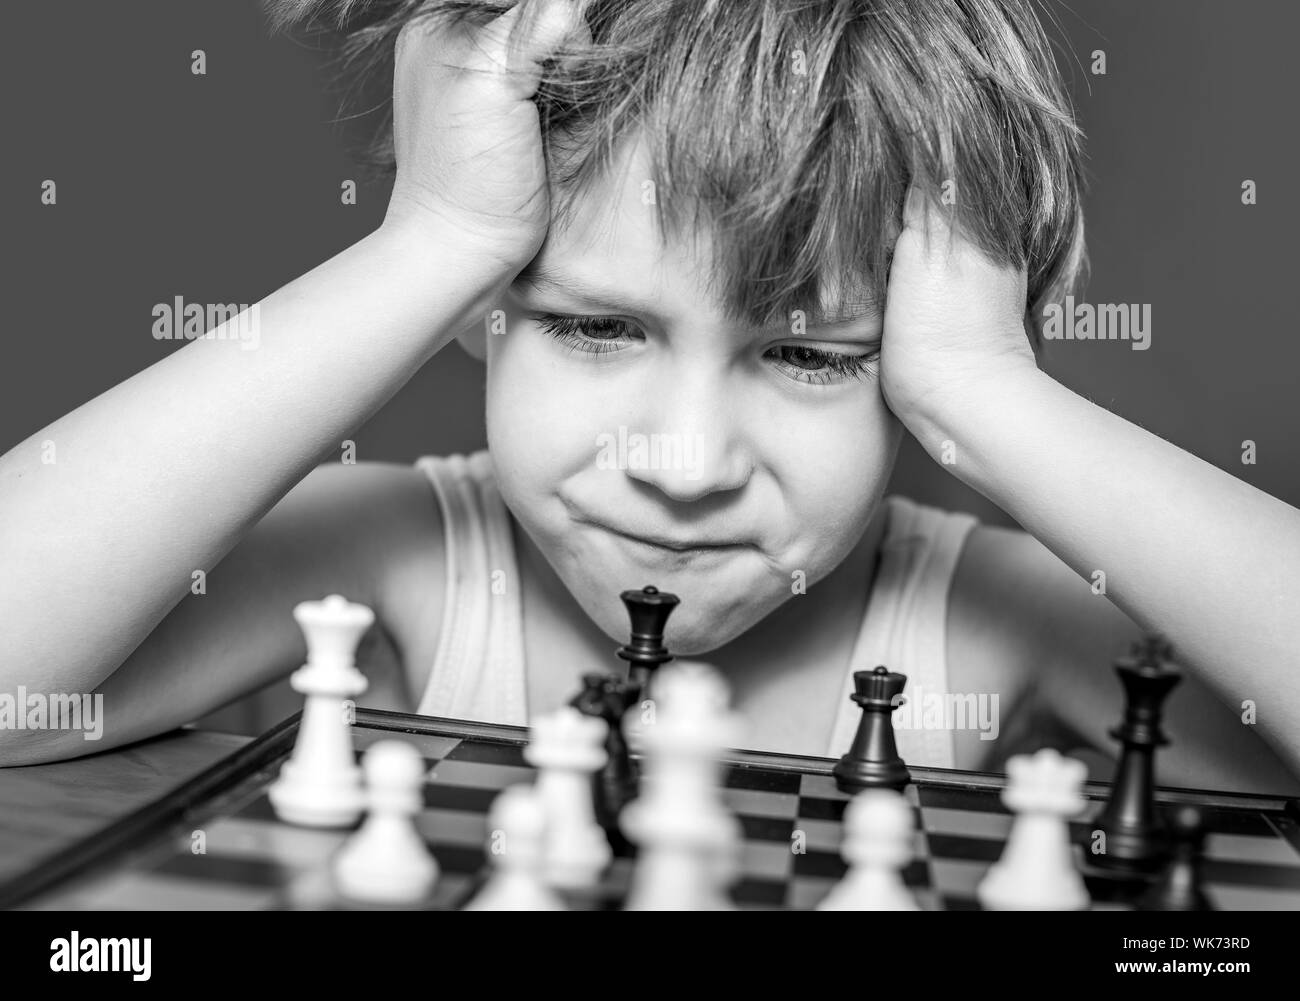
[513,263,652,314]
[514,263,880,327]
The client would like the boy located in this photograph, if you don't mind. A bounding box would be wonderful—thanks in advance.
[1,0,1297,795]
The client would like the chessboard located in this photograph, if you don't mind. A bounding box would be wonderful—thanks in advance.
[5,709,1299,911]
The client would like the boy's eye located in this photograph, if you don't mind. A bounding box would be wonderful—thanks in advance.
[765,344,878,385]
[534,314,637,356]
[533,313,878,385]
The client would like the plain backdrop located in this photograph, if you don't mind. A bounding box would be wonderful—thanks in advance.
[3,1,1296,732]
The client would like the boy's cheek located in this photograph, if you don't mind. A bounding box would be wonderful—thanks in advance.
[486,380,608,497]
[489,343,632,450]
[776,397,901,491]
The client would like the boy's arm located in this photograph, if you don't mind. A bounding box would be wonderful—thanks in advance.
[953,524,1300,794]
[0,222,497,749]
[937,371,1300,778]
[884,197,1300,779]
[0,0,587,760]
[0,461,446,766]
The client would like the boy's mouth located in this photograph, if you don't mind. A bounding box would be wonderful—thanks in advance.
[583,518,751,556]
[607,525,745,552]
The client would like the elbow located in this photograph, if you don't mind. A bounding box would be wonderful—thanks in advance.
[0,687,111,766]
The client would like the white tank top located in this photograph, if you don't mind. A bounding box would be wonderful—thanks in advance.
[415,451,977,768]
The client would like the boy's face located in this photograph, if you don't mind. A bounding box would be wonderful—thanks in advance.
[481,136,901,655]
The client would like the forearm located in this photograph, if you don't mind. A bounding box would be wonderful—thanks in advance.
[0,219,506,693]
[910,367,1300,771]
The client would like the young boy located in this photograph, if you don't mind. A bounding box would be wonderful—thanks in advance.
[2,0,1297,796]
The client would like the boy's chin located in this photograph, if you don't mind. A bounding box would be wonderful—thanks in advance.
[657,625,733,658]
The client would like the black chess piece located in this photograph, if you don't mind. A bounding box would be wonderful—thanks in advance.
[1092,635,1182,873]
[616,585,679,693]
[1137,806,1213,911]
[569,672,640,853]
[832,666,910,793]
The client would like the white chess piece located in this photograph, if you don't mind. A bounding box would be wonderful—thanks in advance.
[978,748,1091,911]
[333,740,439,905]
[622,662,743,910]
[525,708,612,890]
[464,786,565,911]
[817,789,920,911]
[268,595,371,827]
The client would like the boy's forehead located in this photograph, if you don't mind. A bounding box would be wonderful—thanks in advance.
[530,138,878,326]
[528,145,718,319]
[516,253,877,327]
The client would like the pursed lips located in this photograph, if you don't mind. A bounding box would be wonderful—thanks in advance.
[583,518,751,553]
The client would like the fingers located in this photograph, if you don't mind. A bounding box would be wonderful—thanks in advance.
[899,183,1011,280]
[900,185,952,243]
[511,0,592,55]
[500,0,591,96]
[901,185,927,233]
[408,1,590,99]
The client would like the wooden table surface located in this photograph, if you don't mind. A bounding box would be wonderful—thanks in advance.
[0,728,250,888]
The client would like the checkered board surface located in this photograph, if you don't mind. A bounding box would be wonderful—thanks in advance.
[15,711,1300,911]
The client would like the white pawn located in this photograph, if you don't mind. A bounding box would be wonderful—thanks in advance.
[817,789,920,911]
[333,740,439,905]
[978,748,1091,911]
[525,708,612,890]
[269,595,372,827]
[464,786,565,911]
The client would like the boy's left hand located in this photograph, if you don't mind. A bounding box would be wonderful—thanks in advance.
[880,189,1041,455]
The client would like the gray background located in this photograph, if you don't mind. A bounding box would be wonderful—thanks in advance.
[3,1,1296,729]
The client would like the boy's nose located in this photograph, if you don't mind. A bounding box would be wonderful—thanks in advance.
[619,375,753,502]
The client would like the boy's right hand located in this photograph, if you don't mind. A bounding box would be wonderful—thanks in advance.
[383,0,592,274]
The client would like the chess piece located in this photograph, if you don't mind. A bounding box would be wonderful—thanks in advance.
[1137,806,1213,911]
[817,789,921,911]
[617,585,679,693]
[833,666,910,793]
[332,740,439,905]
[525,707,613,890]
[268,594,372,827]
[978,749,1091,911]
[464,786,565,911]
[1093,635,1182,873]
[621,662,742,910]
[569,672,640,852]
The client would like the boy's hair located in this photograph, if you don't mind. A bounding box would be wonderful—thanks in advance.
[269,0,1087,335]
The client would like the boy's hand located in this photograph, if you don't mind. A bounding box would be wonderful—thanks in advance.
[383,0,591,273]
[880,189,1041,455]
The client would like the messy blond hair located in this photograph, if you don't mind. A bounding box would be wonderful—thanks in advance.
[269,0,1087,333]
